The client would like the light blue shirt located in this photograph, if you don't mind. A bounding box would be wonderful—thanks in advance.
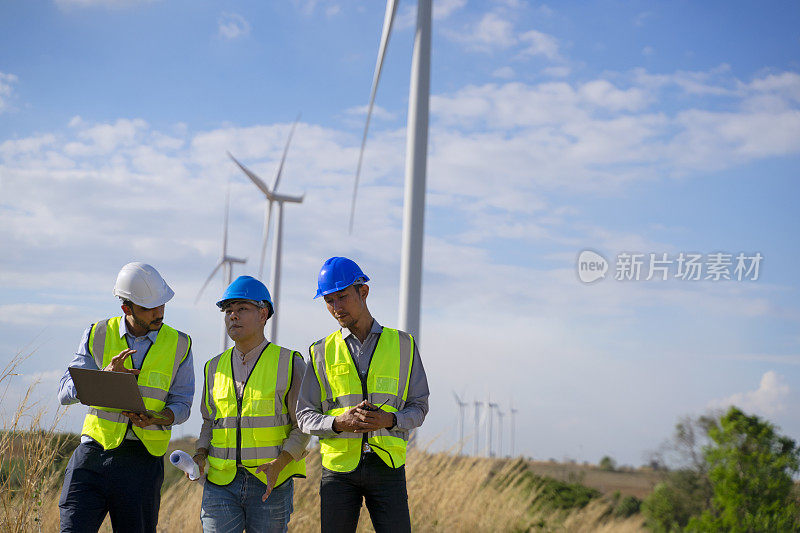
[58,316,195,436]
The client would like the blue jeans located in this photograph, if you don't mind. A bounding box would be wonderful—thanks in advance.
[201,469,294,533]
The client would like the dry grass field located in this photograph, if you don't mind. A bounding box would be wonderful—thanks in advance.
[15,440,648,533]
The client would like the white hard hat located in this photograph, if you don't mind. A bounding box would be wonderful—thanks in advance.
[113,262,175,308]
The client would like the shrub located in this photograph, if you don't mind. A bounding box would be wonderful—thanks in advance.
[599,455,617,471]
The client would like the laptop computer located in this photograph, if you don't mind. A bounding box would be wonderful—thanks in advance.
[68,367,168,420]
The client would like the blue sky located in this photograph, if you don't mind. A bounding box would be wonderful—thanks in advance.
[1,0,799,466]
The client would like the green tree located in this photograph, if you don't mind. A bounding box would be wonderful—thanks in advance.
[642,469,712,532]
[599,455,617,471]
[687,407,800,532]
[642,414,715,532]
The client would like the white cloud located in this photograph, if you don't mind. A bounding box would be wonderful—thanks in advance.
[710,371,791,416]
[578,79,650,112]
[292,0,341,16]
[343,104,397,121]
[434,0,467,20]
[0,72,19,113]
[0,304,79,326]
[445,13,564,65]
[518,30,561,61]
[218,12,251,40]
[445,12,517,52]
[492,66,515,79]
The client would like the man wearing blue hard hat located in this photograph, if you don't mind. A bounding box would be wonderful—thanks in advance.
[192,275,309,533]
[297,257,430,533]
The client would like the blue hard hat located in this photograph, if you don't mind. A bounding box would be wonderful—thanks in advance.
[217,276,274,318]
[314,257,370,299]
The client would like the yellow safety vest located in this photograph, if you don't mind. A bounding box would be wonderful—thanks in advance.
[81,316,190,456]
[204,343,306,487]
[311,327,414,472]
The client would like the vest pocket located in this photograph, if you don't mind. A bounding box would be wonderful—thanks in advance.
[330,363,352,390]
[374,375,399,394]
[247,398,275,416]
[145,371,170,390]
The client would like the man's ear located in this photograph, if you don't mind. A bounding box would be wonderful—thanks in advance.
[121,303,132,316]
[359,284,369,301]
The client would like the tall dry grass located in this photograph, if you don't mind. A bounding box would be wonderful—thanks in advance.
[97,449,645,532]
[26,435,647,532]
[0,349,70,533]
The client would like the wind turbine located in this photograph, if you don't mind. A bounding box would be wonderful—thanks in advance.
[487,400,498,458]
[473,400,483,457]
[510,402,518,457]
[496,407,505,458]
[228,120,304,344]
[452,391,468,454]
[196,187,246,352]
[350,0,432,341]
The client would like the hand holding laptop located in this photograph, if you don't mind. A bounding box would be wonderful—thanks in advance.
[123,408,173,427]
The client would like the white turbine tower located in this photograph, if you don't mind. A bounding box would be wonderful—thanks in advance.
[510,402,518,457]
[487,400,498,458]
[350,0,432,341]
[473,400,483,457]
[496,407,505,458]
[228,122,304,344]
[196,187,246,352]
[452,391,468,454]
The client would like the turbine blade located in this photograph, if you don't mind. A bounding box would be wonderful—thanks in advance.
[272,113,301,193]
[452,391,463,405]
[195,261,224,304]
[349,0,398,234]
[228,152,272,197]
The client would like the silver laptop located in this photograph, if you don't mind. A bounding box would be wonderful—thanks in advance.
[68,367,168,420]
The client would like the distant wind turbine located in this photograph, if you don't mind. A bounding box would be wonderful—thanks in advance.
[487,400,498,458]
[228,120,304,344]
[473,400,483,457]
[196,186,246,352]
[510,402,518,457]
[349,0,432,341]
[452,391,468,454]
[496,407,505,458]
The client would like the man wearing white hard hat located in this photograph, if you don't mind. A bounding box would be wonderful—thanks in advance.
[57,262,195,533]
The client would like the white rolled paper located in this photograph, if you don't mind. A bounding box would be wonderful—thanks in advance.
[169,449,200,481]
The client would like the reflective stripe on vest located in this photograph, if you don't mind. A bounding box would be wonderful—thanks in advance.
[312,327,414,472]
[204,343,306,487]
[80,317,190,456]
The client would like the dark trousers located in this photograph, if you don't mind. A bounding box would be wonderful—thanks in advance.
[320,452,410,533]
[59,439,165,533]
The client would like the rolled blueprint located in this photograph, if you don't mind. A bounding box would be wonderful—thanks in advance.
[169,449,200,481]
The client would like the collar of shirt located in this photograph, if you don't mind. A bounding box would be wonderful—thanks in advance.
[232,338,269,365]
[119,316,159,344]
[341,319,383,345]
